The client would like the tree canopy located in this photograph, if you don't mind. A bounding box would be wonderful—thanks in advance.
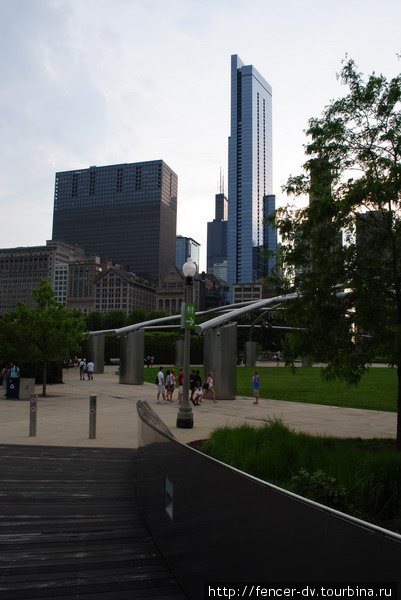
[0,279,87,396]
[269,58,401,447]
[84,308,170,332]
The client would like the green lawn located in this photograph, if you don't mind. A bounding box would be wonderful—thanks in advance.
[237,366,397,412]
[143,365,397,412]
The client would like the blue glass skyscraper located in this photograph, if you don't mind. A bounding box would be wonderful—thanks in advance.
[263,194,277,277]
[175,236,200,271]
[227,54,273,293]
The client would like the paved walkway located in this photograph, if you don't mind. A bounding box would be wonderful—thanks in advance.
[0,366,396,448]
[0,367,397,599]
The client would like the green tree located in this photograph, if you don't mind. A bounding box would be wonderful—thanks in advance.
[269,58,401,447]
[0,280,87,396]
[86,311,106,332]
[147,310,169,321]
[102,310,127,330]
[126,308,148,325]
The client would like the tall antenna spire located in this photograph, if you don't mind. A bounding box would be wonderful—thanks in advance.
[219,167,225,194]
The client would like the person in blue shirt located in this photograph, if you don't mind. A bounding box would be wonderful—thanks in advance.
[9,363,20,378]
[252,370,260,404]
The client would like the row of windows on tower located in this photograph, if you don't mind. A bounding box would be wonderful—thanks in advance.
[68,166,164,197]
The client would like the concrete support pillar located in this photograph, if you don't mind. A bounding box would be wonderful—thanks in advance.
[203,322,237,400]
[119,330,144,385]
[175,340,184,366]
[86,335,105,374]
[245,341,257,367]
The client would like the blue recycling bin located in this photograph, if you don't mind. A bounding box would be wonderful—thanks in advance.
[6,377,20,399]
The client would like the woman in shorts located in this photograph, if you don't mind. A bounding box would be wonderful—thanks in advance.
[202,371,217,403]
[168,369,176,402]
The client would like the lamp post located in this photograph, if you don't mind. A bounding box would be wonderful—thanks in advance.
[176,257,197,429]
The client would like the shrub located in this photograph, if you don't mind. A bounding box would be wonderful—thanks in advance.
[201,419,401,531]
[357,459,401,521]
[290,468,350,513]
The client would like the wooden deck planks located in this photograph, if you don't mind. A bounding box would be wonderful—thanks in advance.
[0,445,187,600]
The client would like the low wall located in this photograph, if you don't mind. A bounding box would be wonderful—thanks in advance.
[136,400,401,600]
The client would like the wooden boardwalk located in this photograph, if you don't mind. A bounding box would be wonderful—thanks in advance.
[0,444,187,599]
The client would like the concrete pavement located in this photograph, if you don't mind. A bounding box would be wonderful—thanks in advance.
[0,365,397,448]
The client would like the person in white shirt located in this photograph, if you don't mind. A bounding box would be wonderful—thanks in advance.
[79,359,86,380]
[156,367,166,404]
[86,361,94,380]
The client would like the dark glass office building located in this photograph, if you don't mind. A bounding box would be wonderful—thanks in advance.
[52,160,178,284]
[207,192,228,272]
[263,194,277,277]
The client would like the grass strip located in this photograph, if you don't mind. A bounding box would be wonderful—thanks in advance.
[143,365,397,412]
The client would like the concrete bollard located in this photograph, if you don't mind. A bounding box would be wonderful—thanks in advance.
[89,395,97,439]
[29,394,37,437]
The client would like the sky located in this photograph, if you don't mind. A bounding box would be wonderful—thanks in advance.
[1,0,400,271]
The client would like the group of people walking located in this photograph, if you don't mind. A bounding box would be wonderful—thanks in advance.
[156,367,175,404]
[156,367,216,405]
[190,369,216,404]
[155,368,262,406]
[78,358,95,381]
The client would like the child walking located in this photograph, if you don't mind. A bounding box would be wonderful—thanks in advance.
[252,371,260,404]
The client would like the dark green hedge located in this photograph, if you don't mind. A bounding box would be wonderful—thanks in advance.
[100,332,204,365]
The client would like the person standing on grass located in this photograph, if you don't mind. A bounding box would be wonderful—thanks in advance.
[252,370,260,404]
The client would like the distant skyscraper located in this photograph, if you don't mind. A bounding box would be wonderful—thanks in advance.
[227,54,273,293]
[52,160,177,284]
[207,192,228,275]
[215,190,228,221]
[356,211,387,256]
[175,236,200,271]
[263,194,277,277]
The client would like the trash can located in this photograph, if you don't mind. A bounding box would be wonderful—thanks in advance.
[19,378,35,400]
[6,377,20,399]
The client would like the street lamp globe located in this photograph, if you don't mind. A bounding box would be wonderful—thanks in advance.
[182,257,197,278]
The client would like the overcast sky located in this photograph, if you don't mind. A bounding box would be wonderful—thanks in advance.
[1,0,400,270]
